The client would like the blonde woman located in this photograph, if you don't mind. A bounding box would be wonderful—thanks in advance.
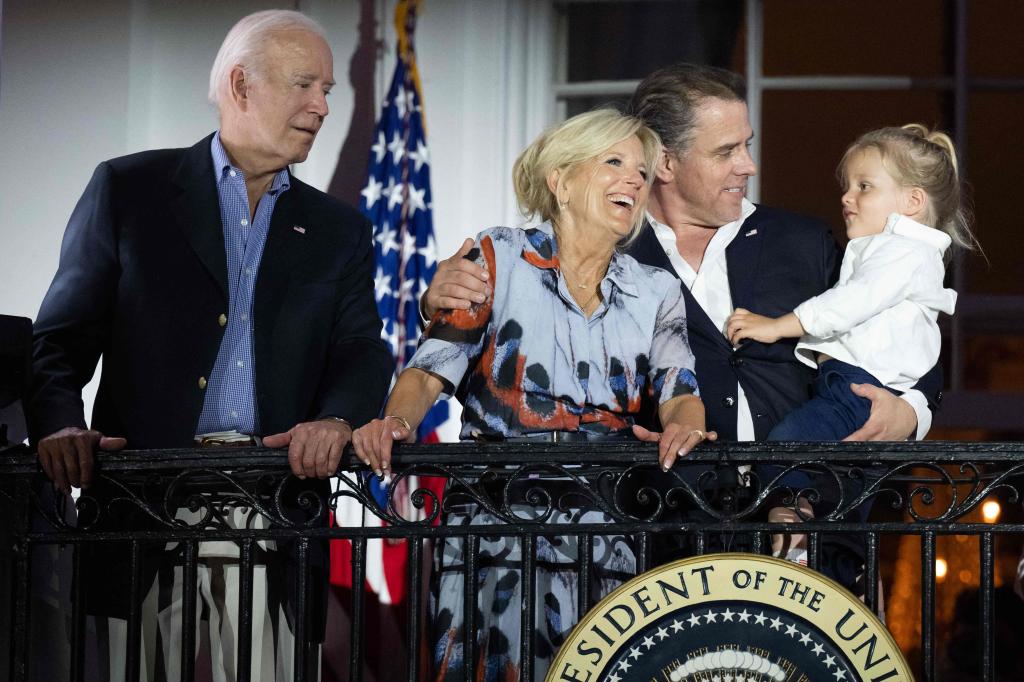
[354,109,714,679]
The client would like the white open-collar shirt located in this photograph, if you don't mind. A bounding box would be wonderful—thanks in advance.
[648,199,931,440]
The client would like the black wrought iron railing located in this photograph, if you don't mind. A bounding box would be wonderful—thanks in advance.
[2,442,1022,681]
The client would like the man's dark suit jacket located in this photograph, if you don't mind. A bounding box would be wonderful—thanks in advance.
[28,133,395,640]
[626,204,942,440]
[30,133,393,445]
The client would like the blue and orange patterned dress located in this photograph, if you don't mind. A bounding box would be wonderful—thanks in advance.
[407,223,699,681]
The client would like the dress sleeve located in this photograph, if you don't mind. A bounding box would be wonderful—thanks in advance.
[406,233,496,397]
[647,282,700,405]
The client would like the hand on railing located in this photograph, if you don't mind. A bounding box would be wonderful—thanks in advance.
[37,426,126,492]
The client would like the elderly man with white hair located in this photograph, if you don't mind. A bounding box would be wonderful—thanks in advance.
[28,9,392,681]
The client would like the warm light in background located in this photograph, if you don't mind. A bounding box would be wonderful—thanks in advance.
[936,558,948,580]
[982,500,1001,523]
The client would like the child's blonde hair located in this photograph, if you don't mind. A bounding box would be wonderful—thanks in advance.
[838,124,979,254]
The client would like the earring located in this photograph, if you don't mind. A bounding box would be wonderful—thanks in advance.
[557,189,569,210]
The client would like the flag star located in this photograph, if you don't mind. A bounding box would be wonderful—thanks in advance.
[703,610,718,624]
[386,179,405,211]
[361,176,383,208]
[376,222,399,256]
[617,658,632,672]
[382,321,399,353]
[670,619,685,632]
[394,85,408,118]
[688,613,702,627]
[737,609,751,623]
[402,230,419,259]
[398,277,417,302]
[823,654,836,669]
[407,185,427,216]
[373,267,392,301]
[404,89,416,117]
[628,647,642,660]
[409,139,430,171]
[712,676,722,682]
[416,278,430,298]
[387,132,406,164]
[769,616,783,630]
[607,674,620,682]
[371,131,386,163]
[641,635,655,650]
[799,632,812,646]
[812,642,825,656]
[721,608,735,622]
[785,623,799,637]
[417,235,437,269]
[833,670,847,680]
[655,626,669,640]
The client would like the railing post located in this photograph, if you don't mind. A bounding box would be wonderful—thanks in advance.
[3,473,32,682]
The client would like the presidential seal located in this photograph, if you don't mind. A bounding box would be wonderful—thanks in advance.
[548,554,911,682]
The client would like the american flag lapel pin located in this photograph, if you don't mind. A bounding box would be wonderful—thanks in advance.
[745,228,758,237]
[292,225,306,235]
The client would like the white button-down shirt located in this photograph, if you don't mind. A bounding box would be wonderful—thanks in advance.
[648,201,932,440]
[649,199,758,440]
[795,213,956,392]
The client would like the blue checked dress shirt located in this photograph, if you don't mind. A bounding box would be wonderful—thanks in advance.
[196,133,291,435]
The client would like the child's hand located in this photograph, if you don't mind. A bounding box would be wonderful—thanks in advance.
[726,308,782,345]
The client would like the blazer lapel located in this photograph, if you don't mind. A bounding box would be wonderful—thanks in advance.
[725,215,765,312]
[254,182,308,311]
[170,134,228,300]
[628,222,731,352]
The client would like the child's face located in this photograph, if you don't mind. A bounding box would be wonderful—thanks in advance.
[840,148,909,239]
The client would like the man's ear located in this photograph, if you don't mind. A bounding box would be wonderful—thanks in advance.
[901,186,928,220]
[229,65,249,109]
[654,149,675,183]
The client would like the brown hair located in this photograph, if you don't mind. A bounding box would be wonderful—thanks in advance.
[628,63,746,155]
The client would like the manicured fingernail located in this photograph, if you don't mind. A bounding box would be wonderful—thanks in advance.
[662,464,670,472]
[392,430,403,439]
[374,469,383,478]
[382,474,392,485]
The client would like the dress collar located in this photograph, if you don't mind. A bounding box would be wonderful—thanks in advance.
[519,221,639,298]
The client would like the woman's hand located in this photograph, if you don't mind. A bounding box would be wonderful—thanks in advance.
[351,415,415,480]
[632,423,718,471]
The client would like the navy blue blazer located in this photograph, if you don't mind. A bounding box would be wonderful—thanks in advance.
[27,134,394,638]
[29,133,394,446]
[626,205,941,440]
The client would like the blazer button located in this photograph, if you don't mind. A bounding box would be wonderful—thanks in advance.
[218,314,227,327]
[198,376,207,390]
[722,396,736,407]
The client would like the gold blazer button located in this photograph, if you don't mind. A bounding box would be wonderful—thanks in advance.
[198,376,207,389]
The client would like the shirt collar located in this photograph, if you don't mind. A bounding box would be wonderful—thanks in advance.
[520,221,639,298]
[210,132,291,195]
[645,197,756,243]
[881,212,952,253]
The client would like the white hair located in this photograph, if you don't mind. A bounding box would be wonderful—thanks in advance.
[208,10,326,106]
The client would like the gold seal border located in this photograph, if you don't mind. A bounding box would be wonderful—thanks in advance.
[548,553,912,681]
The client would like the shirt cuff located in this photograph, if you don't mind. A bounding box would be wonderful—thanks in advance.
[900,389,931,440]
[406,338,469,400]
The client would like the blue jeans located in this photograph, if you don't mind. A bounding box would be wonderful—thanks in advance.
[768,359,894,441]
[761,360,895,592]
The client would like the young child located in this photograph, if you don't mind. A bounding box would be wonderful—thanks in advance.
[725,124,978,563]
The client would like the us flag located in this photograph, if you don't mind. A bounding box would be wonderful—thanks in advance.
[360,14,448,439]
[329,0,446,607]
